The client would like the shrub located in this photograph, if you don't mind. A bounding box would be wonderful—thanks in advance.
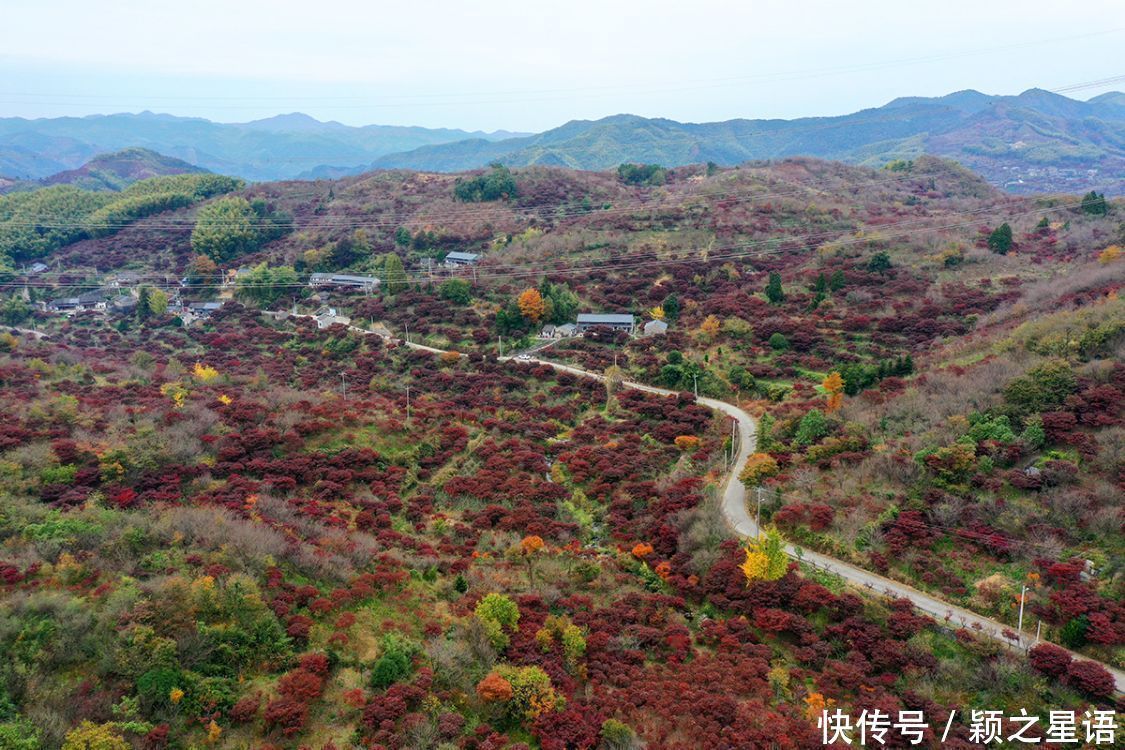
[370,633,420,689]
[1028,643,1072,679]
[1066,659,1115,699]
[475,592,520,630]
[61,722,129,750]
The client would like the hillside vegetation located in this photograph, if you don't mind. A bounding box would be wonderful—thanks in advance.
[0,156,1121,748]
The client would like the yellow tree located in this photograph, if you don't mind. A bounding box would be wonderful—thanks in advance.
[517,288,546,323]
[822,371,844,413]
[699,314,721,339]
[741,530,789,583]
[649,305,665,321]
[1098,245,1121,264]
[739,452,779,486]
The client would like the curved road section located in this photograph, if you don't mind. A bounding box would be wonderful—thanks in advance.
[333,323,1122,695]
[512,354,1125,694]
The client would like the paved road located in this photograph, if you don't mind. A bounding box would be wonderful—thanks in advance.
[313,319,1124,694]
[512,354,1125,694]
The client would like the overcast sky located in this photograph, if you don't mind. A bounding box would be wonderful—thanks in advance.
[1,0,1122,132]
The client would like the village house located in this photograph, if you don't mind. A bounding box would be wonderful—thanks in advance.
[46,289,107,313]
[111,271,142,288]
[642,319,669,336]
[308,272,380,290]
[443,251,479,267]
[575,313,636,334]
[313,306,351,329]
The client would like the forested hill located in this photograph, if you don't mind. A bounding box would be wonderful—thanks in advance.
[363,88,1125,195]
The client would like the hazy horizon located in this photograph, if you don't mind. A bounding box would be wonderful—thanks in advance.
[2,0,1123,132]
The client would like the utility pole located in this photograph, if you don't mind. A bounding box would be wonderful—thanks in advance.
[755,486,765,540]
[341,373,347,400]
[692,372,699,398]
[404,322,409,344]
[406,386,411,423]
[1034,619,1041,646]
[1021,584,1030,647]
[498,336,503,358]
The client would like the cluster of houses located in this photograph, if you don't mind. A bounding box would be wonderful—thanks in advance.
[541,313,668,339]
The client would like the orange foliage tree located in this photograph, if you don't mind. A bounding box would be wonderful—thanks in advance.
[822,371,844,412]
[517,288,546,323]
[674,435,701,452]
[476,671,514,703]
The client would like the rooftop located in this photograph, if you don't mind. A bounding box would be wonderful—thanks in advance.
[577,313,635,324]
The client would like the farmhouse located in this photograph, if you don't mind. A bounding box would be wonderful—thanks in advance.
[444,251,480,267]
[576,313,636,334]
[643,319,669,336]
[309,273,380,290]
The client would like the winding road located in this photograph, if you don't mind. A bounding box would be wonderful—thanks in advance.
[326,319,1123,694]
[509,353,1125,694]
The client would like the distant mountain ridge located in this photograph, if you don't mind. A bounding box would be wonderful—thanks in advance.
[0,112,525,182]
[363,88,1125,194]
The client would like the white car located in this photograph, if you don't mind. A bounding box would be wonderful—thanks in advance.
[516,354,532,361]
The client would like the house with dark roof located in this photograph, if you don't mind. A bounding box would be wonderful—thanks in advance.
[46,289,107,313]
[575,313,636,334]
[444,251,480,266]
[309,273,380,289]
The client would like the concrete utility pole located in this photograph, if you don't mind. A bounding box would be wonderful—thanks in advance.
[1017,584,1028,647]
[498,336,503,357]
[755,486,765,540]
[692,373,699,398]
[404,322,410,344]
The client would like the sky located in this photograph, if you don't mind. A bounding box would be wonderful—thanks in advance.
[1,0,1123,132]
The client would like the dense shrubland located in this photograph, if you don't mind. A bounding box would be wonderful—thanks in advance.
[0,157,1121,747]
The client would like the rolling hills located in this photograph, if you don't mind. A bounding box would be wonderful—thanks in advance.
[363,88,1125,194]
[0,112,524,182]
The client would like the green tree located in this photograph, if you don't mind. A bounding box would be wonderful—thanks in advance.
[987,223,1013,254]
[829,269,846,292]
[439,278,472,305]
[394,226,411,246]
[475,592,519,630]
[190,197,259,263]
[814,273,827,294]
[795,409,829,445]
[617,163,667,186]
[453,164,517,202]
[765,272,785,304]
[768,332,789,350]
[866,252,892,273]
[149,288,168,316]
[1003,359,1076,414]
[0,295,30,326]
[237,264,299,306]
[661,293,681,320]
[136,286,152,321]
[382,254,407,294]
[1080,191,1107,216]
[370,633,420,688]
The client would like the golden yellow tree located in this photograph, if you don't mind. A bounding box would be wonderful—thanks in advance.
[822,371,844,413]
[517,288,546,323]
[1098,245,1121,264]
[699,315,721,339]
[649,305,666,321]
[740,530,789,583]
